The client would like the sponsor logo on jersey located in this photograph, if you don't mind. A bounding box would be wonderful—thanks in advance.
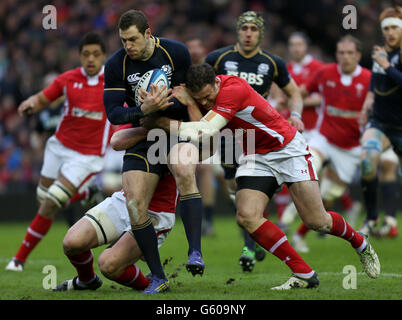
[326,105,360,118]
[226,71,264,85]
[73,82,83,89]
[161,64,173,81]
[326,80,336,88]
[127,73,141,84]
[216,106,232,113]
[257,63,269,75]
[72,106,103,120]
[224,61,239,71]
[355,83,364,97]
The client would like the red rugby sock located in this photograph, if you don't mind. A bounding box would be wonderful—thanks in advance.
[113,264,149,290]
[15,213,53,263]
[296,223,310,237]
[251,220,313,277]
[67,250,95,283]
[328,211,366,251]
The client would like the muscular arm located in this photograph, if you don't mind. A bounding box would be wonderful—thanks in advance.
[18,91,50,116]
[103,85,173,125]
[281,78,305,131]
[110,127,149,151]
[103,89,145,125]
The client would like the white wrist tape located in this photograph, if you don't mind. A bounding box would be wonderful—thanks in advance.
[178,112,227,142]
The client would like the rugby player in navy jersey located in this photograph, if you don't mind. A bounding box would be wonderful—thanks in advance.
[205,11,304,272]
[359,6,402,236]
[103,10,204,294]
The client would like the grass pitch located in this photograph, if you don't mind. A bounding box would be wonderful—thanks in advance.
[0,213,401,301]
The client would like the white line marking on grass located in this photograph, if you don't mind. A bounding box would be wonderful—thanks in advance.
[320,272,402,278]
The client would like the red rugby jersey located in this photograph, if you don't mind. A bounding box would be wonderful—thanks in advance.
[287,55,324,130]
[306,63,371,149]
[213,75,297,155]
[42,66,111,156]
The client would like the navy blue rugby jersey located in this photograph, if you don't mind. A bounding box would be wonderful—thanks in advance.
[205,45,291,98]
[104,36,191,125]
[370,47,402,128]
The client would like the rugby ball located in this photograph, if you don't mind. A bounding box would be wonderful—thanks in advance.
[134,68,169,106]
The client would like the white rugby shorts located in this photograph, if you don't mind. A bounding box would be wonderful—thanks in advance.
[308,131,361,184]
[41,135,104,189]
[235,131,318,185]
[84,191,175,246]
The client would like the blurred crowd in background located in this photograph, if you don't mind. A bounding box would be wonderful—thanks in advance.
[0,0,397,194]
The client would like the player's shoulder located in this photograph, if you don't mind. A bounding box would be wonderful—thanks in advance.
[317,62,336,75]
[56,67,83,81]
[360,66,372,78]
[105,48,127,67]
[219,75,249,95]
[258,48,286,65]
[157,37,189,55]
[206,45,236,63]
[309,57,325,68]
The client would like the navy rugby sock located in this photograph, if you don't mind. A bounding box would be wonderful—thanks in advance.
[131,219,166,280]
[243,229,255,251]
[381,182,399,218]
[180,193,203,255]
[361,177,379,221]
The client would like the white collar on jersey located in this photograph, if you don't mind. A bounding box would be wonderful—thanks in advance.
[290,54,313,74]
[80,65,104,86]
[337,64,362,86]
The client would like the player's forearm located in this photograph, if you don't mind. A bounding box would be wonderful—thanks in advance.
[103,91,145,125]
[362,91,374,113]
[288,92,304,116]
[186,102,203,121]
[110,127,148,150]
[303,94,321,108]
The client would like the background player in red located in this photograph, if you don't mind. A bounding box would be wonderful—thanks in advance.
[6,33,110,272]
[281,35,372,253]
[271,31,325,234]
[150,63,380,289]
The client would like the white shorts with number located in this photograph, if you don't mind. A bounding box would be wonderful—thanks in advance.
[308,131,361,184]
[84,191,175,246]
[41,135,104,189]
[235,132,318,185]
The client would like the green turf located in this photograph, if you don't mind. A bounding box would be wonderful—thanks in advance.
[0,213,401,300]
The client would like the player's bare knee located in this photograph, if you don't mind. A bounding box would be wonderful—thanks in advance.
[98,252,119,279]
[62,232,84,256]
[172,165,197,193]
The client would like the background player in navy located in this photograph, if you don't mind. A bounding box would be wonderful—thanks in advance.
[103,10,204,294]
[205,11,304,272]
[359,7,402,235]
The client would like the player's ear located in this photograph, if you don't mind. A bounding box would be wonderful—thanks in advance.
[145,28,151,39]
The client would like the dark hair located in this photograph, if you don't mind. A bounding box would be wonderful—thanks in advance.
[79,32,106,53]
[118,10,149,34]
[337,34,362,52]
[185,63,216,93]
[289,31,310,46]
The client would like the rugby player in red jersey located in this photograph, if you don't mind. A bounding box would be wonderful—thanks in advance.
[282,36,372,253]
[6,33,111,272]
[53,124,179,292]
[148,63,380,289]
